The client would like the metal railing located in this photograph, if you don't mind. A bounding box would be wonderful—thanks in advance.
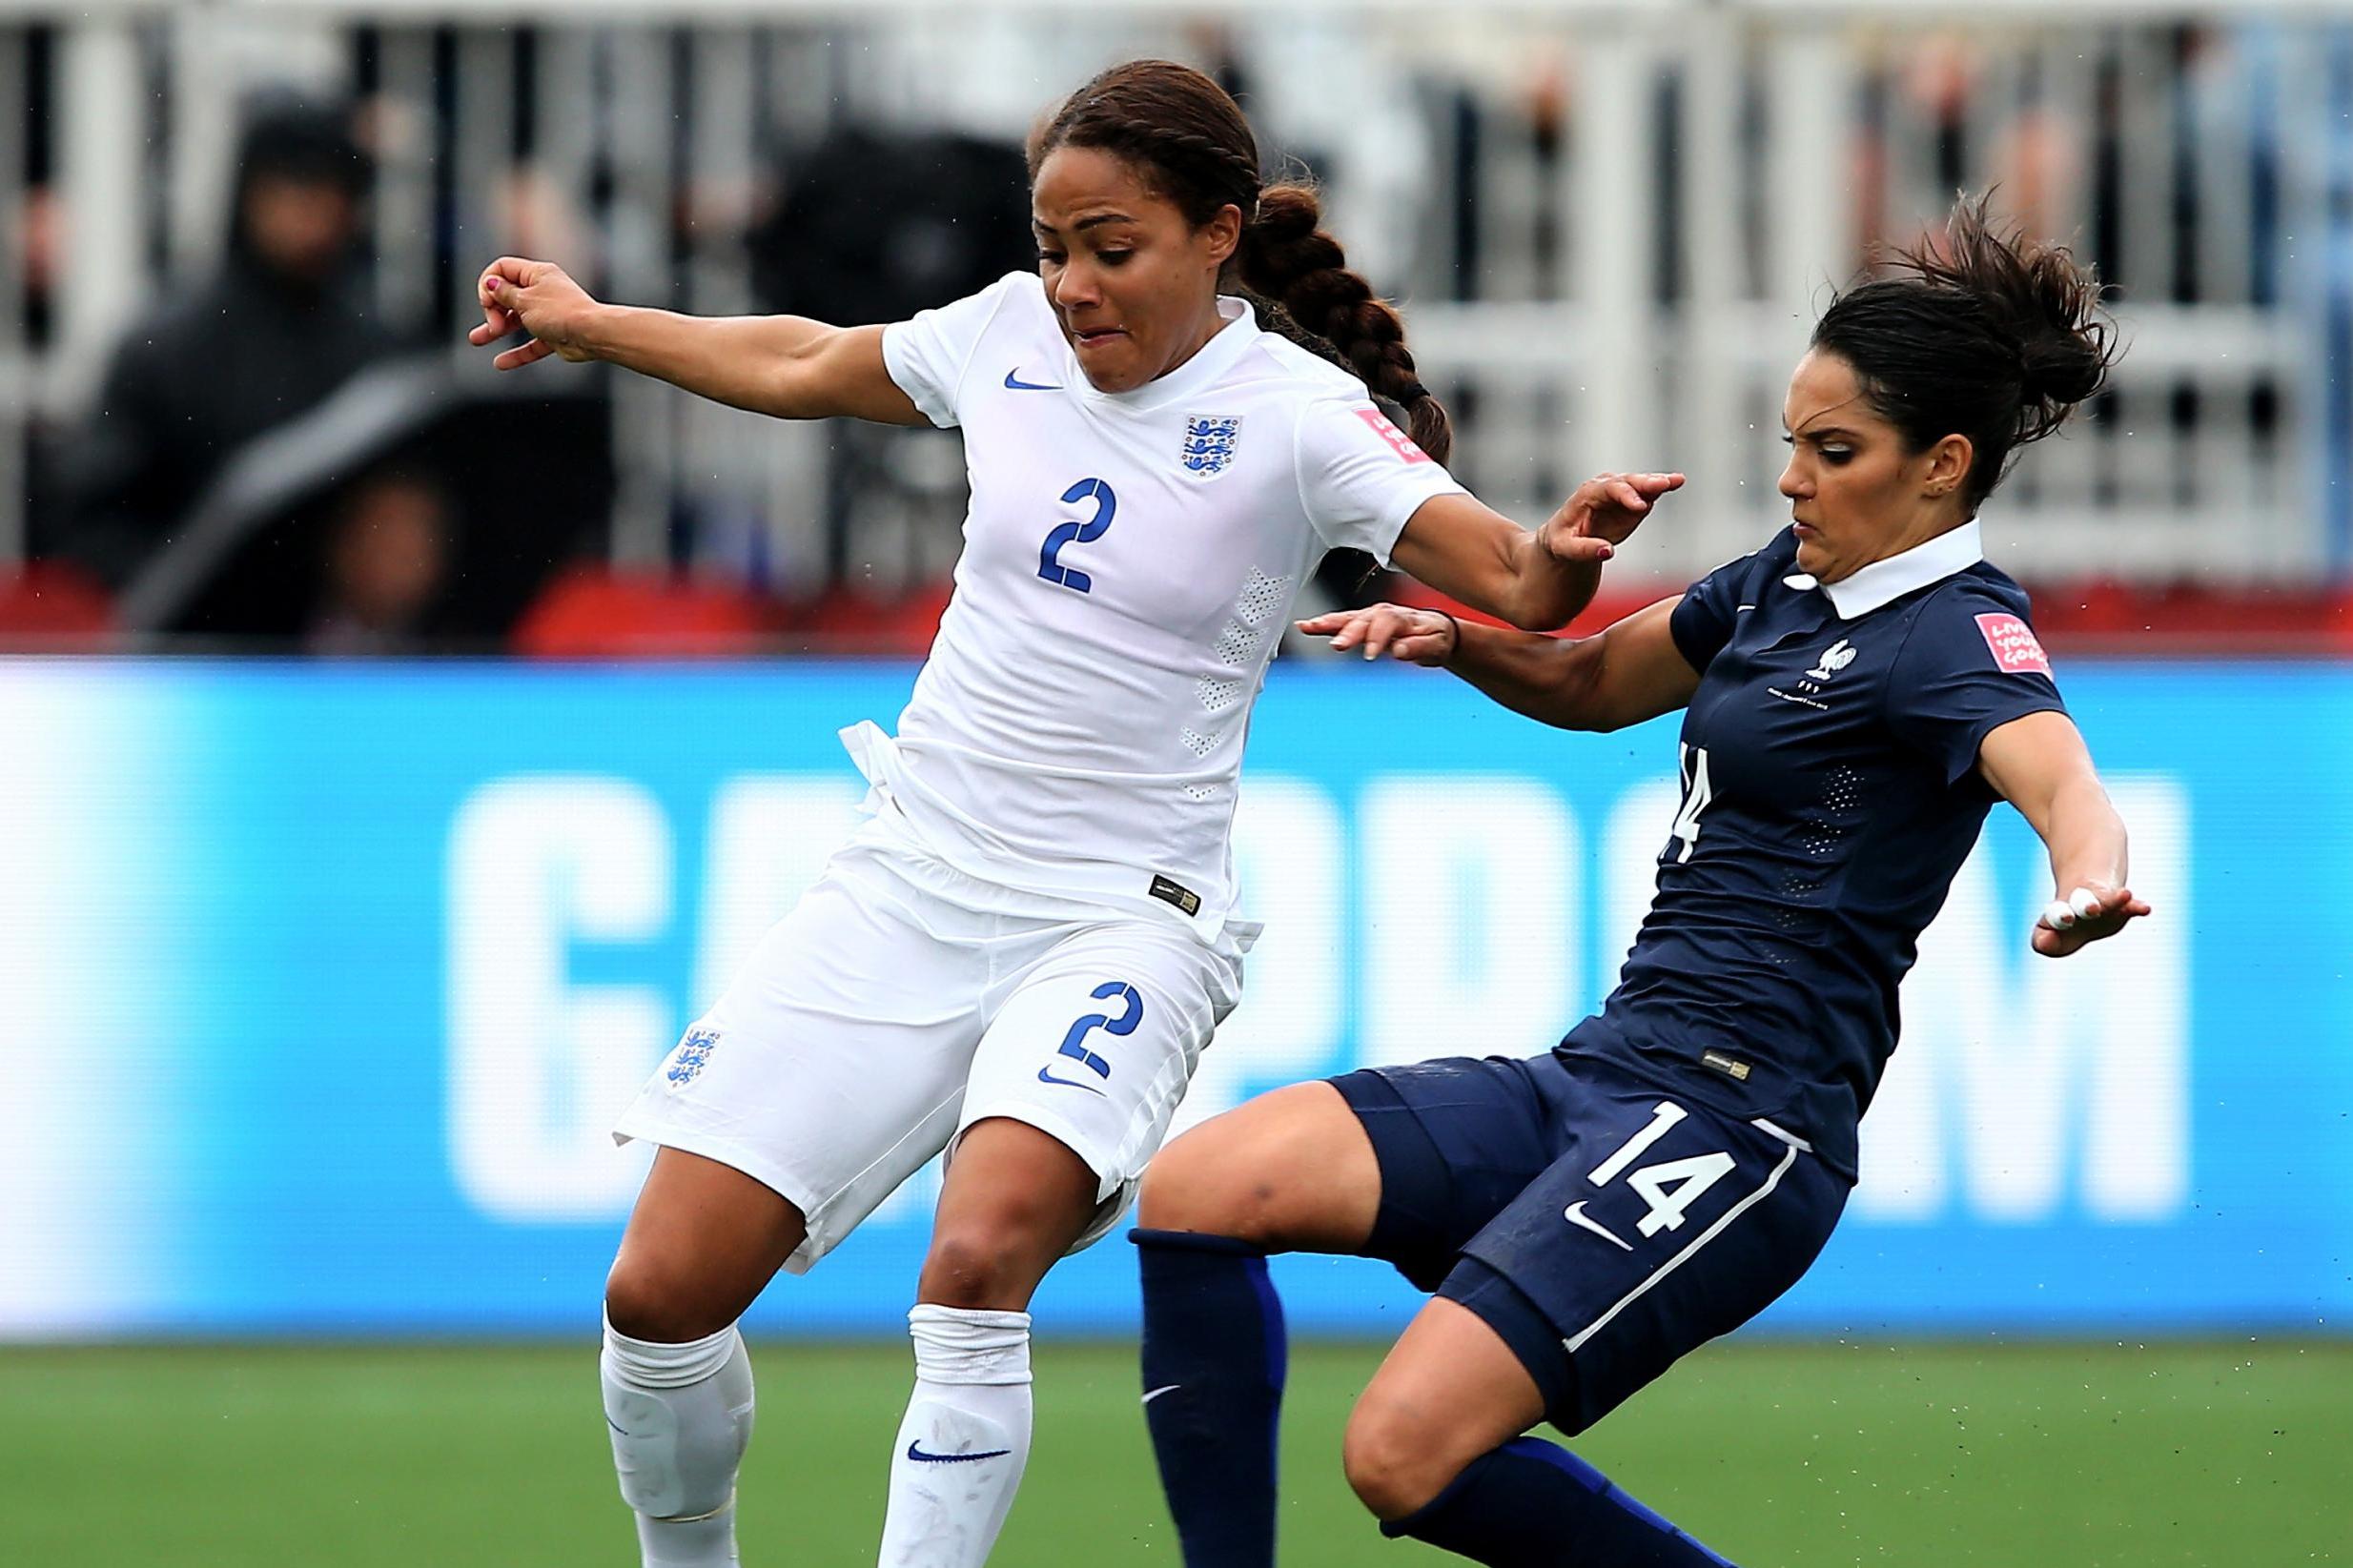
[5,1,2346,602]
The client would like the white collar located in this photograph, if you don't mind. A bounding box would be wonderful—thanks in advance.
[1790,519,1986,620]
[1075,294,1258,413]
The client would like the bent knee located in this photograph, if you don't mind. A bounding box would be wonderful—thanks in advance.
[1136,1132,1241,1231]
[1136,1128,1294,1244]
[604,1259,740,1346]
[1341,1399,1464,1521]
[1136,1083,1376,1252]
[918,1225,1052,1310]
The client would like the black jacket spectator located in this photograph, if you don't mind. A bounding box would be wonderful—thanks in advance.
[49,99,396,597]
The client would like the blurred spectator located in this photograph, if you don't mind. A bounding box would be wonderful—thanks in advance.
[1878,32,2082,262]
[747,126,1031,332]
[11,184,61,349]
[1221,17,1437,293]
[306,465,449,656]
[44,95,397,601]
[746,122,1033,586]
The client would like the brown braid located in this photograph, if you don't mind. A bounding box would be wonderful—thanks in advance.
[1236,184,1450,462]
[1032,60,1451,463]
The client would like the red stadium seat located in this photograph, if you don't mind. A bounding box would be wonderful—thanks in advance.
[2028,580,2353,656]
[782,582,953,656]
[1400,577,2353,656]
[0,561,116,650]
[511,565,779,658]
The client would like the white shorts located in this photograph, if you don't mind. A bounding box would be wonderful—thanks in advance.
[612,831,1252,1273]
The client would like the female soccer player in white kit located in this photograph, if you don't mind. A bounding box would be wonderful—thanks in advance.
[471,59,1678,1568]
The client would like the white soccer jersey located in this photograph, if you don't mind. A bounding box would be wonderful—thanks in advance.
[871,271,1468,939]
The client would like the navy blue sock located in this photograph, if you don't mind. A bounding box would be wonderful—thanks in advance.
[1133,1228,1287,1568]
[1383,1436,1736,1567]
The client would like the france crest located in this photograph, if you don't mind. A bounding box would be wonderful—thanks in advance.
[1180,415,1242,475]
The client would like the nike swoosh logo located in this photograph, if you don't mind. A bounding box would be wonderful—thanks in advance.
[1036,1064,1107,1095]
[1004,369,1062,391]
[1141,1384,1181,1406]
[1563,1201,1633,1252]
[906,1441,1013,1464]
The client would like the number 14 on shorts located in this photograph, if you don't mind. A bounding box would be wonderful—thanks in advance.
[1565,1102,1734,1251]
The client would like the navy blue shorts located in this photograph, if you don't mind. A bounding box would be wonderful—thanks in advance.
[1332,1050,1849,1434]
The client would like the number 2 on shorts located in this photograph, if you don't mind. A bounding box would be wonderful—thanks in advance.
[1054,981,1142,1079]
[1586,1100,1735,1238]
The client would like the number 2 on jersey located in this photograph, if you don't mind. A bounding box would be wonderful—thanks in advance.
[1038,478,1116,593]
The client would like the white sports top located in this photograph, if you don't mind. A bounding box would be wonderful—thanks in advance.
[865,271,1467,939]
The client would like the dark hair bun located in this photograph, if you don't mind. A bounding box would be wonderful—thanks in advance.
[1897,193,2116,446]
[1815,192,2124,510]
[2014,265,2111,415]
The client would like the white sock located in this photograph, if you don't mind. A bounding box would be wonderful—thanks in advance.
[875,1304,1034,1567]
[602,1315,757,1568]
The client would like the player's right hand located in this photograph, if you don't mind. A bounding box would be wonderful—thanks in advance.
[1298,603,1457,665]
[1540,471,1685,558]
[469,256,600,370]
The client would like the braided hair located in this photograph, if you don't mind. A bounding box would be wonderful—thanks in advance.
[1031,60,1453,463]
[1813,193,2118,512]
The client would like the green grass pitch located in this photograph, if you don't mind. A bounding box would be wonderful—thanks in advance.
[3,1338,2343,1564]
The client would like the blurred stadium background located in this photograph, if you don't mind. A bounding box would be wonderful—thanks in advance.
[3,1,2349,1562]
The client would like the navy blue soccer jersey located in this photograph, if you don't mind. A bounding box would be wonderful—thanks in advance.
[1564,523,2067,1178]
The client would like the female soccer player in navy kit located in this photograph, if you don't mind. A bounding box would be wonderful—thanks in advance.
[1131,197,2152,1568]
[470,60,1677,1568]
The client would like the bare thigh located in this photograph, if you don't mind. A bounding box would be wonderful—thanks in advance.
[1135,1081,1382,1252]
[604,1147,810,1343]
[917,1116,1105,1311]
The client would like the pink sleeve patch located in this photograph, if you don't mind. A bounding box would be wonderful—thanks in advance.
[1975,612,2053,676]
[1353,405,1432,464]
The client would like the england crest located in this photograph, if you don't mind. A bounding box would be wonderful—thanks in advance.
[665,1028,721,1089]
[1180,415,1242,476]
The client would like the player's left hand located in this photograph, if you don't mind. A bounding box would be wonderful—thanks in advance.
[1539,471,1686,561]
[1297,602,1456,665]
[2031,881,2153,958]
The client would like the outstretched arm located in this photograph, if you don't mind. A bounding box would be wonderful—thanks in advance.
[469,256,927,425]
[1298,594,1702,733]
[1975,711,2153,957]
[1387,471,1684,632]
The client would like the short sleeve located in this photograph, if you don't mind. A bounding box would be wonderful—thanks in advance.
[1292,397,1469,563]
[881,273,1031,429]
[1886,589,2070,784]
[1668,549,1762,674]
